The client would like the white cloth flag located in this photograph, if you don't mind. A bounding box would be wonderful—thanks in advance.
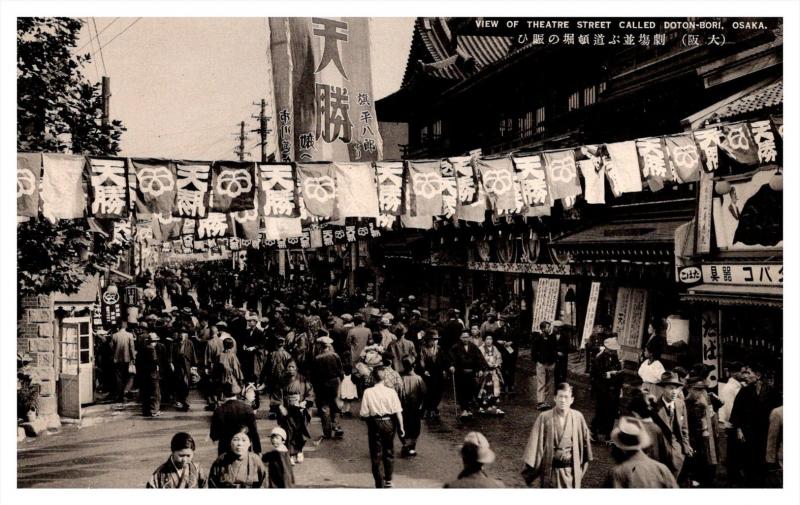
[41,153,86,222]
[264,217,303,240]
[578,159,605,204]
[334,162,379,218]
[604,141,643,197]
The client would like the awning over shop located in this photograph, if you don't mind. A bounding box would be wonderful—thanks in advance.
[551,220,688,261]
[680,283,782,308]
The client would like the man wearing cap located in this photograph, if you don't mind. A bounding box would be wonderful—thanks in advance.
[311,336,344,439]
[532,321,558,410]
[448,330,488,418]
[684,370,719,487]
[604,416,678,488]
[590,335,624,441]
[523,383,593,488]
[346,314,371,371]
[139,333,163,417]
[110,321,137,403]
[360,364,405,488]
[239,315,264,384]
[654,371,694,478]
[444,432,503,488]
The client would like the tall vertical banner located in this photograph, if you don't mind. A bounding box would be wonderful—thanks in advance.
[270,17,383,162]
[88,157,129,219]
[612,287,649,362]
[532,278,561,331]
[701,310,721,388]
[580,281,601,349]
[696,170,714,254]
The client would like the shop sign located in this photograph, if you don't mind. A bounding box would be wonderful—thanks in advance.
[701,310,721,388]
[677,266,702,284]
[532,278,560,331]
[612,287,649,362]
[696,170,713,254]
[467,261,571,275]
[701,264,782,286]
[580,281,601,348]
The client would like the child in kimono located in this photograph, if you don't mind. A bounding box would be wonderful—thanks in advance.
[262,427,295,488]
[147,432,207,488]
[478,335,505,416]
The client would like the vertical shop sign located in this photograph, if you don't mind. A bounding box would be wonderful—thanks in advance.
[580,281,601,348]
[532,278,560,331]
[701,310,721,388]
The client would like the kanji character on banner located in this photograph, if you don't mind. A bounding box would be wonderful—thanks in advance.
[749,119,780,165]
[175,162,211,218]
[88,157,129,219]
[693,127,722,172]
[196,212,230,239]
[375,161,404,215]
[512,154,551,208]
[259,164,299,217]
[449,156,478,204]
[635,137,674,191]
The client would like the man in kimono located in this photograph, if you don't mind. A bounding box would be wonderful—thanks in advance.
[272,361,314,465]
[311,336,344,439]
[522,383,593,488]
[172,328,197,411]
[448,330,487,419]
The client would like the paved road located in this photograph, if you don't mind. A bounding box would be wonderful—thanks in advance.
[17,354,611,488]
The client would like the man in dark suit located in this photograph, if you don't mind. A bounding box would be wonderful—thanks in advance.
[448,331,487,418]
[653,371,694,479]
[239,315,264,384]
[210,382,262,456]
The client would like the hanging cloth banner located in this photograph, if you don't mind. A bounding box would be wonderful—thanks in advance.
[297,162,337,218]
[401,176,433,229]
[333,162,380,218]
[175,161,212,218]
[408,160,444,217]
[440,160,458,219]
[603,141,643,197]
[456,183,488,223]
[17,152,41,218]
[321,227,335,246]
[512,153,552,209]
[580,281,602,349]
[232,195,261,240]
[152,213,183,242]
[309,225,323,248]
[532,278,561,331]
[259,164,299,217]
[476,157,518,211]
[749,119,780,166]
[542,150,582,201]
[196,212,231,239]
[88,157,129,219]
[665,134,702,183]
[300,230,312,249]
[635,137,673,192]
[449,156,478,205]
[718,122,759,171]
[692,127,722,173]
[576,146,605,205]
[375,161,404,216]
[771,115,783,139]
[210,161,256,213]
[131,158,177,215]
[268,18,294,163]
[264,216,303,240]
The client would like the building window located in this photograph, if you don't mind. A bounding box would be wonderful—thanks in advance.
[521,110,534,138]
[583,85,596,106]
[431,119,442,140]
[420,125,429,144]
[499,117,515,137]
[568,91,580,111]
[599,81,607,94]
[535,106,546,134]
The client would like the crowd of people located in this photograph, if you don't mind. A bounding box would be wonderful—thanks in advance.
[93,264,781,489]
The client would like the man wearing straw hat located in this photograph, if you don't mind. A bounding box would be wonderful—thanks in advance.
[604,416,678,488]
[444,432,503,488]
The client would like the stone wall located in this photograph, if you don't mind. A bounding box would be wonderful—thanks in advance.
[18,294,60,429]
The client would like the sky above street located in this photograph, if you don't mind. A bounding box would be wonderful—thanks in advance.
[75,17,415,161]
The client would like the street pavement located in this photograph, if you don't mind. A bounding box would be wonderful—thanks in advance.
[17,353,612,488]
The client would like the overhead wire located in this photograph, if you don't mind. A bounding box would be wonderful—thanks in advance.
[91,18,108,75]
[76,17,119,53]
[90,17,142,58]
[85,18,101,82]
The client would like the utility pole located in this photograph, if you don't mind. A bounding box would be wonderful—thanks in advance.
[251,98,272,163]
[233,121,250,161]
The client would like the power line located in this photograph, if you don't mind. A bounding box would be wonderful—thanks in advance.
[91,17,108,75]
[90,17,142,58]
[85,18,101,81]
[76,17,119,53]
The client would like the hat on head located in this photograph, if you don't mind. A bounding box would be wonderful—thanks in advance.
[181,307,193,315]
[246,314,259,322]
[462,432,496,464]
[411,309,422,316]
[316,336,334,345]
[658,371,683,387]
[408,295,416,301]
[341,313,353,322]
[216,321,228,328]
[270,427,287,441]
[260,317,270,324]
[148,332,160,341]
[139,322,149,329]
[611,416,652,451]
[170,307,179,313]
[380,318,392,327]
[146,314,159,321]
[603,336,621,351]
[686,373,707,389]
[551,319,564,327]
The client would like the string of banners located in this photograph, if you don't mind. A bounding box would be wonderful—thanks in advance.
[16,115,782,254]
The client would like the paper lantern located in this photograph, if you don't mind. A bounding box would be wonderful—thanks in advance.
[714,180,732,195]
[769,172,783,191]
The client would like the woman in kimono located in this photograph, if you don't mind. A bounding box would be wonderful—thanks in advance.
[478,335,504,415]
[217,337,243,396]
[272,361,315,465]
[147,432,207,488]
[208,426,268,488]
[172,328,197,411]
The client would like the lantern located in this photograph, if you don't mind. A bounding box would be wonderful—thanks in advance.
[714,180,732,195]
